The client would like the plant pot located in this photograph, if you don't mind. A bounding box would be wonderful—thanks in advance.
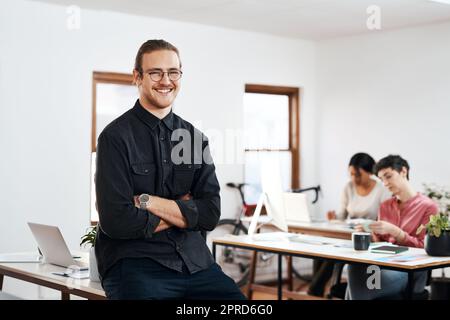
[89,247,100,282]
[425,231,450,256]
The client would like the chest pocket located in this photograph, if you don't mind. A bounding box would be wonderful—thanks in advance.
[131,163,156,194]
[173,164,201,195]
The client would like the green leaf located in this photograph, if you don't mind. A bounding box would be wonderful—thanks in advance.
[79,226,97,247]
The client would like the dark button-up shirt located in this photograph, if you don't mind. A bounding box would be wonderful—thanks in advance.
[95,100,221,279]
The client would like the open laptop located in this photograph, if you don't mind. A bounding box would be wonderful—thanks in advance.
[27,222,88,270]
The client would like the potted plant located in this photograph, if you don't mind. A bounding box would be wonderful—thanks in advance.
[417,184,450,256]
[80,225,100,281]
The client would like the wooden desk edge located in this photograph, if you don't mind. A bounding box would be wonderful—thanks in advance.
[288,225,352,240]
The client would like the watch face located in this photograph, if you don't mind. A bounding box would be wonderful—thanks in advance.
[139,194,150,203]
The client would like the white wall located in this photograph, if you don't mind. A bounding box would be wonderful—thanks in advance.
[4,0,449,300]
[316,22,450,217]
[0,0,317,264]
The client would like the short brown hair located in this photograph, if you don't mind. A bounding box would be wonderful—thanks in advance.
[374,155,410,180]
[134,39,181,75]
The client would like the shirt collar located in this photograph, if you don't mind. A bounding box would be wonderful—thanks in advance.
[133,99,174,131]
[161,109,174,131]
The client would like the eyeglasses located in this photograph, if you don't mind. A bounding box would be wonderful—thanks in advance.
[145,69,183,82]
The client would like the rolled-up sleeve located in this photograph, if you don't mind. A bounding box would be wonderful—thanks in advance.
[174,139,220,231]
[400,204,439,248]
[96,132,160,239]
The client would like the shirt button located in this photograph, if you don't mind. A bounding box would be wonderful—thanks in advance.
[163,159,168,164]
[160,136,165,141]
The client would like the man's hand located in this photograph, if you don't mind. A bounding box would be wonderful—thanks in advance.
[134,193,192,208]
[155,219,173,233]
[133,195,140,208]
[178,193,192,201]
[133,194,174,232]
[369,221,402,237]
[133,193,189,229]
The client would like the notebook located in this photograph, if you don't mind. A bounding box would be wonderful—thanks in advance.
[370,245,409,254]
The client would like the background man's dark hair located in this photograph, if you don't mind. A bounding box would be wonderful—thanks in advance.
[348,152,376,174]
[374,155,410,180]
[134,39,181,75]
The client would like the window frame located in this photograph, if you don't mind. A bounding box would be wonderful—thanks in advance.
[91,71,134,152]
[244,84,300,189]
[90,71,134,225]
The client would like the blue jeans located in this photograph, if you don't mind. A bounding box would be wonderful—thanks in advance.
[346,264,427,300]
[102,258,246,300]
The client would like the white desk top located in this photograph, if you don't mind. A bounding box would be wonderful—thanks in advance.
[212,232,450,270]
[0,251,105,298]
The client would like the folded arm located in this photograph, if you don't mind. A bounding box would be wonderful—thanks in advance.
[134,195,188,229]
[96,132,161,239]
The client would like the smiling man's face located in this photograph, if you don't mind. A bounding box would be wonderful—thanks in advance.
[135,50,181,111]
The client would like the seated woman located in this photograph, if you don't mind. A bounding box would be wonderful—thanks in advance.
[308,152,390,297]
[346,155,439,300]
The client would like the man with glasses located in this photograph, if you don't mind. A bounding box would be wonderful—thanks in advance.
[95,39,245,300]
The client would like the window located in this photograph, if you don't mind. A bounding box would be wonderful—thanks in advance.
[90,72,137,223]
[243,85,300,204]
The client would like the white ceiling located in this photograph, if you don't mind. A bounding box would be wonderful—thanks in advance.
[33,0,450,40]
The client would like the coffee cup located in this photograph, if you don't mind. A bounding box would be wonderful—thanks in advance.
[352,232,371,251]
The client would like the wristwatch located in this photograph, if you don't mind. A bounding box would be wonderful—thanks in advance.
[138,194,151,210]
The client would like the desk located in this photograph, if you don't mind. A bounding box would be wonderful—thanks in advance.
[212,233,450,300]
[287,221,352,240]
[238,219,353,298]
[239,216,354,240]
[0,252,106,300]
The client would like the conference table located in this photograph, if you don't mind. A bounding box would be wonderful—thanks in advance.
[212,232,450,300]
[237,218,353,298]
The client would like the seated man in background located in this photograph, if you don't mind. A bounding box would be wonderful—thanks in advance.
[308,152,390,297]
[346,154,438,300]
